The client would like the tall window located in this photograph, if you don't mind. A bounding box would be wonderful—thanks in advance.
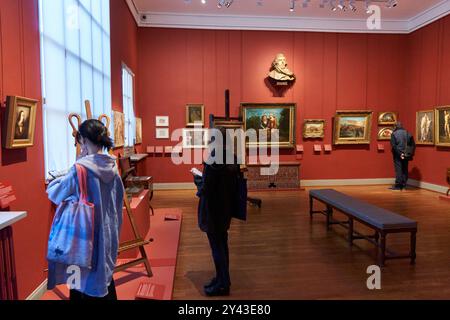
[122,64,135,147]
[39,0,111,176]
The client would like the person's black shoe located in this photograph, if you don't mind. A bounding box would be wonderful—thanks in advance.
[389,186,402,191]
[203,278,218,290]
[204,284,230,297]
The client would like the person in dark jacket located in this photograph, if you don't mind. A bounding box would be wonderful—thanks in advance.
[192,128,241,297]
[390,122,414,190]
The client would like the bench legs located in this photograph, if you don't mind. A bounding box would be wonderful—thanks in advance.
[410,231,417,265]
[378,232,387,267]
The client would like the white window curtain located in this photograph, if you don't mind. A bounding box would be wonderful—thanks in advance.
[39,0,111,177]
[122,65,135,147]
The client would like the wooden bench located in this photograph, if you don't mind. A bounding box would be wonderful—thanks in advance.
[309,189,417,266]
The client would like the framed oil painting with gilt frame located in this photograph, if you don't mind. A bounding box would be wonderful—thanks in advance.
[333,111,373,145]
[5,96,38,149]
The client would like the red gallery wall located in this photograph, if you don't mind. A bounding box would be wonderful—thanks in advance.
[0,0,138,299]
[0,0,49,299]
[138,28,408,183]
[404,15,450,187]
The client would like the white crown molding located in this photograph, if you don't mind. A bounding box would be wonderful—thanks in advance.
[408,0,450,32]
[126,0,450,34]
[125,0,141,27]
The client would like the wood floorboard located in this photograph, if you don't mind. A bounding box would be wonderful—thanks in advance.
[151,186,450,300]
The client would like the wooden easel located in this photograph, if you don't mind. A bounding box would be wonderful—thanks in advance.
[69,100,152,277]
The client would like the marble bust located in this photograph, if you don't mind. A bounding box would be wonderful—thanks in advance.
[268,53,296,82]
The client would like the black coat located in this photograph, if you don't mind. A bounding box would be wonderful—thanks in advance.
[195,163,240,234]
[390,127,408,158]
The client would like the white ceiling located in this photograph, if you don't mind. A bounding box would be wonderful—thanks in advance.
[126,0,450,33]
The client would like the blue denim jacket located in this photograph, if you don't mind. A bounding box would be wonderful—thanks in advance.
[46,154,124,297]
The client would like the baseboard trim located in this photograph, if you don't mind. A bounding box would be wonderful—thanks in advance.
[154,183,196,190]
[408,179,448,194]
[26,279,47,300]
[301,178,395,187]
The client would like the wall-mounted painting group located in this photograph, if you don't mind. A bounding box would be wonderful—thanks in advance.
[416,106,450,147]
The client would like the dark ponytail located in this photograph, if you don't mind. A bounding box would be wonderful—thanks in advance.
[77,119,114,151]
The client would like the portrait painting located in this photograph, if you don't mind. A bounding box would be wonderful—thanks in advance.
[113,111,125,148]
[156,128,169,139]
[135,117,142,145]
[182,128,209,149]
[436,106,450,147]
[378,127,394,141]
[416,110,435,145]
[5,96,38,149]
[241,103,296,149]
[334,111,373,145]
[378,112,398,125]
[303,120,325,139]
[186,104,205,127]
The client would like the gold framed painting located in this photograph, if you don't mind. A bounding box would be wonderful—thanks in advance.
[303,119,325,139]
[378,112,398,125]
[241,103,296,149]
[436,106,450,147]
[113,111,125,149]
[378,127,394,141]
[416,110,435,145]
[4,96,38,149]
[135,117,142,145]
[186,104,205,127]
[333,111,373,145]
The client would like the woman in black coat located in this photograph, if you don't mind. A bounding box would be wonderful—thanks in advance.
[193,129,241,297]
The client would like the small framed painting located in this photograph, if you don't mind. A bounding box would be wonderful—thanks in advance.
[182,128,209,149]
[378,112,398,125]
[303,119,325,139]
[156,116,169,127]
[377,127,394,141]
[435,106,450,147]
[156,128,169,139]
[333,111,373,145]
[186,104,205,127]
[416,110,434,145]
[4,96,38,149]
[135,117,143,145]
[113,111,125,149]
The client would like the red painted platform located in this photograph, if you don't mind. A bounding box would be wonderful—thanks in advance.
[41,208,182,300]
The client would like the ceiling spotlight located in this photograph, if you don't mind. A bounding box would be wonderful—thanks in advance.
[365,0,372,14]
[225,0,233,8]
[319,0,326,9]
[330,0,337,12]
[201,0,206,4]
[290,0,295,12]
[302,0,309,8]
[337,0,346,11]
[349,0,356,12]
[256,0,263,7]
[386,0,398,8]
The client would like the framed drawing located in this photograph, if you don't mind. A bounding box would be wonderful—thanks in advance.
[156,116,169,127]
[182,128,209,149]
[156,128,169,139]
[4,96,38,149]
[135,117,142,145]
[378,112,398,125]
[186,104,205,127]
[333,111,373,145]
[378,127,394,141]
[303,119,325,139]
[416,110,435,145]
[436,106,450,147]
[241,103,296,149]
[113,111,125,148]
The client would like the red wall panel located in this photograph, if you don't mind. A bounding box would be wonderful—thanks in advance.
[138,28,408,183]
[405,15,450,187]
[0,0,49,299]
